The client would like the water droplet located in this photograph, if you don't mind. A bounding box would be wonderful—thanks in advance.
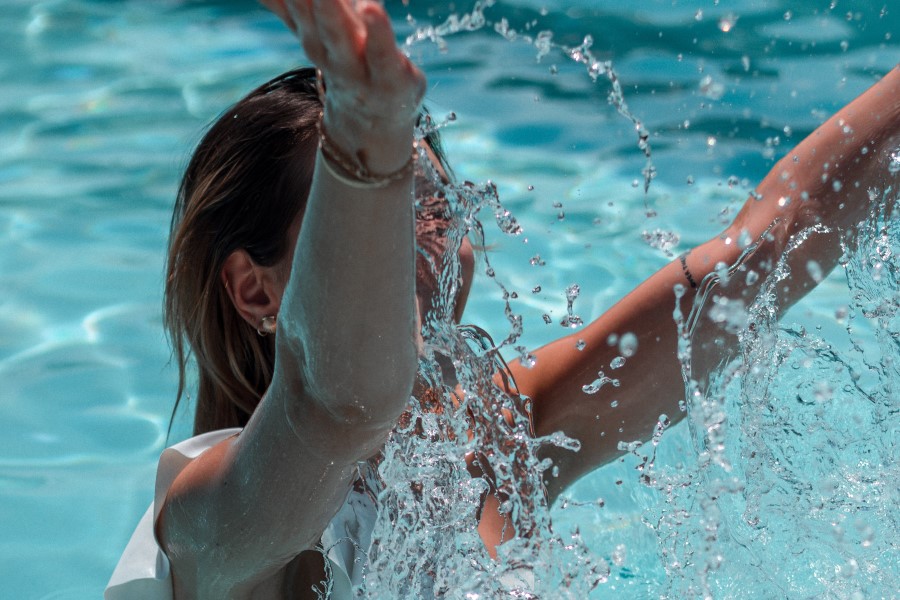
[610,400,619,408]
[888,150,900,174]
[575,339,586,351]
[745,269,759,285]
[494,208,523,235]
[642,229,680,257]
[700,75,725,100]
[560,314,583,328]
[718,14,738,32]
[714,261,731,285]
[686,175,695,185]
[542,314,552,324]
[618,333,638,357]
[610,356,626,369]
[531,285,542,293]
[521,353,537,369]
[530,254,546,266]
[813,380,833,402]
[607,333,618,346]
[560,284,583,328]
[611,544,627,566]
[806,260,824,283]
[582,371,620,394]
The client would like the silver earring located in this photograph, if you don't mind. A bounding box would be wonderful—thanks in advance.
[257,315,277,336]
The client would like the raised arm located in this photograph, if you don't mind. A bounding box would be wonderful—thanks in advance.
[512,65,900,501]
[157,1,424,596]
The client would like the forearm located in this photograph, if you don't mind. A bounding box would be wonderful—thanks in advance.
[511,234,734,500]
[278,124,419,428]
[518,66,900,500]
[272,0,426,434]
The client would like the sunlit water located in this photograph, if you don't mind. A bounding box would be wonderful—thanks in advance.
[1,1,897,598]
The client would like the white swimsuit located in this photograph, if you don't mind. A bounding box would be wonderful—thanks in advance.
[104,429,375,599]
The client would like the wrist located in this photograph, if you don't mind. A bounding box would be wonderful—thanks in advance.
[317,117,417,189]
[321,107,418,175]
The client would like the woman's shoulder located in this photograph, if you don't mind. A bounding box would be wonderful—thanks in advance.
[104,428,242,600]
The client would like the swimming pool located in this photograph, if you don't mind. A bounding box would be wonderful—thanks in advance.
[1,0,896,597]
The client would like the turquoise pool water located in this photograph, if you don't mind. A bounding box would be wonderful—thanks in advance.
[1,1,897,597]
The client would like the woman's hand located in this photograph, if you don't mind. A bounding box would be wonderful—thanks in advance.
[261,0,426,173]
[724,65,900,307]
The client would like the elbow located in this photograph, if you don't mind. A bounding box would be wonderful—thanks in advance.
[277,334,419,431]
[314,358,418,429]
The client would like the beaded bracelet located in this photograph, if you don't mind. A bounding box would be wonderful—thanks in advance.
[317,117,417,189]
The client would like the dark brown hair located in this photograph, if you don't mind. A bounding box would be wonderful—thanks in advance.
[166,68,321,435]
[166,67,453,436]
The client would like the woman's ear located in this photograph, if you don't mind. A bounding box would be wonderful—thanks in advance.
[221,249,283,330]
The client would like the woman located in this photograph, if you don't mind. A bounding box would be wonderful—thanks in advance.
[106,0,900,597]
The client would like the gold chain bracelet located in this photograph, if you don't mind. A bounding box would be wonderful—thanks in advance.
[317,116,417,189]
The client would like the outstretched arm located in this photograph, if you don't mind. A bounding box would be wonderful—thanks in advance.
[157,1,424,596]
[512,65,900,501]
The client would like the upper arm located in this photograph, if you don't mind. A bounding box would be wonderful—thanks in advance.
[155,379,367,597]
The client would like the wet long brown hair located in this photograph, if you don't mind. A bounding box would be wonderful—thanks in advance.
[166,67,451,436]
[166,68,321,435]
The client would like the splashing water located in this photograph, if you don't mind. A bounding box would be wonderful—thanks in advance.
[403,0,656,196]
[645,184,900,598]
[361,141,606,597]
[352,6,899,600]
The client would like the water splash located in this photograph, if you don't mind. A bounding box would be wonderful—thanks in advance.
[361,141,604,597]
[404,1,656,196]
[642,184,900,598]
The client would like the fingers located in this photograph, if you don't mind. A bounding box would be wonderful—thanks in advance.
[361,4,425,100]
[313,0,366,64]
[288,0,397,74]
[360,2,399,73]
[286,0,363,71]
[283,0,325,64]
[282,0,425,120]
[258,0,295,31]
